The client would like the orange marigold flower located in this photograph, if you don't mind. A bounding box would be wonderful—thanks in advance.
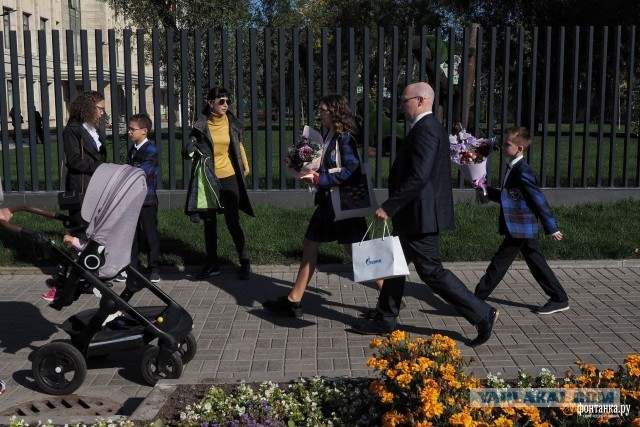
[449,411,474,427]
[386,369,398,379]
[519,406,540,423]
[596,414,613,424]
[420,386,439,405]
[367,357,378,368]
[390,330,407,343]
[630,367,640,377]
[382,411,406,427]
[448,397,456,405]
[500,407,516,416]
[628,418,640,427]
[381,391,394,404]
[370,338,383,349]
[600,369,615,380]
[536,423,552,427]
[415,421,434,427]
[493,416,514,427]
[396,373,413,388]
[422,400,444,418]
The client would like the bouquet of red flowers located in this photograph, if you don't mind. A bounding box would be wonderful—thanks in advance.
[285,125,323,179]
[449,128,497,195]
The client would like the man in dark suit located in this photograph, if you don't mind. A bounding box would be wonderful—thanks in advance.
[474,126,568,314]
[351,82,498,347]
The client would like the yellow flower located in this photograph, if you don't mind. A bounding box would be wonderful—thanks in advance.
[492,417,513,427]
[382,411,406,427]
[630,367,640,377]
[422,400,444,418]
[628,418,640,427]
[518,406,540,423]
[381,391,394,404]
[448,397,456,405]
[389,330,407,343]
[395,372,413,388]
[415,421,434,427]
[596,414,613,424]
[535,423,551,427]
[370,338,383,349]
[449,411,474,427]
[386,369,398,379]
[500,407,515,416]
[600,369,615,380]
[367,357,378,368]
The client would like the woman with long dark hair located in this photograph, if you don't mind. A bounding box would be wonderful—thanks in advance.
[184,87,254,280]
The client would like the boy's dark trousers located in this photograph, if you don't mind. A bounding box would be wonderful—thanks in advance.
[131,204,160,274]
[474,235,568,303]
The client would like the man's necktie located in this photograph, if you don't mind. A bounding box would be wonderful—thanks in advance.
[130,147,138,162]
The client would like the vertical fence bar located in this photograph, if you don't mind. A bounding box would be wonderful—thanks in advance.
[249,28,259,190]
[434,28,442,108]
[446,28,455,132]
[500,27,511,180]
[292,28,301,187]
[568,27,580,188]
[527,28,538,165]
[540,27,552,187]
[362,27,370,165]
[609,25,621,187]
[264,28,273,190]
[596,26,608,187]
[0,32,9,191]
[165,29,177,190]
[487,27,497,182]
[221,28,229,91]
[623,26,635,187]
[137,29,147,113]
[582,27,594,186]
[278,29,286,190]
[38,30,53,191]
[152,28,163,189]
[95,30,105,107]
[124,29,134,136]
[108,30,121,164]
[236,28,244,124]
[554,26,565,187]
[66,30,77,103]
[80,30,90,90]
[53,30,65,190]
[348,28,356,112]
[305,28,314,125]
[180,29,190,188]
[473,28,483,137]
[515,28,524,126]
[193,29,203,120]
[419,26,427,83]
[405,27,413,137]
[321,28,329,96]
[9,31,24,191]
[335,28,342,94]
[207,28,216,88]
[24,30,39,190]
[460,27,469,131]
[390,27,399,161]
[375,27,384,187]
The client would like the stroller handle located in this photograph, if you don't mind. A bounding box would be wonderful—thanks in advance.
[0,205,67,243]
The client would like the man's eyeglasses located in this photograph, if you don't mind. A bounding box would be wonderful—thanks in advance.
[400,96,421,104]
[211,98,232,106]
[128,127,142,132]
[95,105,106,112]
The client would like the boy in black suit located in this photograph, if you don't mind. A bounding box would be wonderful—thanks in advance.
[473,126,569,314]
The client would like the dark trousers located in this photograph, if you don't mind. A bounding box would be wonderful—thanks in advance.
[131,204,160,273]
[474,235,568,302]
[378,233,491,329]
[203,175,249,264]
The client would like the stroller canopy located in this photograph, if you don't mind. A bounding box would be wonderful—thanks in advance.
[81,163,147,278]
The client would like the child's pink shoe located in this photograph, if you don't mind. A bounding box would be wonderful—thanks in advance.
[41,286,57,301]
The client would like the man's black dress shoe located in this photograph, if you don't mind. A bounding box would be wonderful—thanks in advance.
[469,307,499,347]
[350,321,394,335]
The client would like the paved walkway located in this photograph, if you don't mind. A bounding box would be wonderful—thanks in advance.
[0,260,639,423]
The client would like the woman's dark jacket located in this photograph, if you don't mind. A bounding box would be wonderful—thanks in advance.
[183,112,254,220]
[63,117,107,193]
[314,132,361,207]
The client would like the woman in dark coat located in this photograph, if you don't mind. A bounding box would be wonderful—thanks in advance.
[63,90,108,217]
[184,87,254,280]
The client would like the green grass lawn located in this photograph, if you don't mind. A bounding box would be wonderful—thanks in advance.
[1,200,639,268]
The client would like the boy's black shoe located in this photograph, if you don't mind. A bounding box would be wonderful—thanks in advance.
[534,299,570,315]
[196,264,220,279]
[469,308,499,347]
[238,260,251,280]
[263,296,303,318]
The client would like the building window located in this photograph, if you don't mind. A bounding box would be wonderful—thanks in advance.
[23,13,30,32]
[68,0,81,65]
[7,80,13,110]
[3,8,12,49]
[40,17,47,31]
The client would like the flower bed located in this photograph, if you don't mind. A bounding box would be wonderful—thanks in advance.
[8,332,640,426]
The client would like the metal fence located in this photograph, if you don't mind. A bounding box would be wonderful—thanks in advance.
[1,25,639,195]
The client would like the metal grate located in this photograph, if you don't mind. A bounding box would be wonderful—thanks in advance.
[0,395,121,417]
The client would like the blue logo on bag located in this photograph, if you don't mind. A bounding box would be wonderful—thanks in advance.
[366,257,382,265]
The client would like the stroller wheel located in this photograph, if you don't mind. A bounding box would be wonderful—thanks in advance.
[141,346,183,386]
[177,333,197,364]
[32,342,87,395]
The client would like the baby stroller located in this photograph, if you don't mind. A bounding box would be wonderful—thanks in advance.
[0,164,196,395]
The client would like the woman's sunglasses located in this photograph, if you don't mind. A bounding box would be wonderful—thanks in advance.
[210,98,232,106]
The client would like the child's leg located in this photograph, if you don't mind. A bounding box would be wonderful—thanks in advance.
[474,236,522,300]
[521,239,568,302]
[289,239,321,302]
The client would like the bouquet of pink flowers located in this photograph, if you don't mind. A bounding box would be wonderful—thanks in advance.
[449,128,497,195]
[285,125,323,179]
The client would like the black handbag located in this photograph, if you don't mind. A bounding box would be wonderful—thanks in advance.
[58,190,83,210]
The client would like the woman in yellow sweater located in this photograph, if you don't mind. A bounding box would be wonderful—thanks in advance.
[184,87,255,280]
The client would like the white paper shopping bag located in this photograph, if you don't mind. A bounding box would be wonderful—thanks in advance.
[352,222,410,283]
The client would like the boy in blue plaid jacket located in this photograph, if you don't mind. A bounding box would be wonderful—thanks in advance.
[473,126,569,315]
